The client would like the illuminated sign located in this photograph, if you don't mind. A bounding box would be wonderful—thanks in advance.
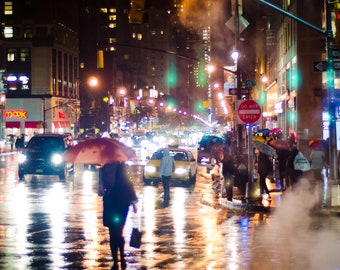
[4,110,28,119]
[274,101,283,114]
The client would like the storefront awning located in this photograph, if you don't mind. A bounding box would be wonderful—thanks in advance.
[6,122,20,128]
[25,121,43,128]
[53,121,70,128]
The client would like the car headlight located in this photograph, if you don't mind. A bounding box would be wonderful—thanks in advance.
[18,153,27,164]
[174,167,188,175]
[145,165,157,173]
[141,140,148,147]
[51,153,63,165]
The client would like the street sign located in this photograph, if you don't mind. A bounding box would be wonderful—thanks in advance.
[228,88,250,95]
[242,80,256,87]
[237,99,261,124]
[313,61,340,72]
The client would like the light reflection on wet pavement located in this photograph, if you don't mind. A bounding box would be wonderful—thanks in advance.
[0,159,340,270]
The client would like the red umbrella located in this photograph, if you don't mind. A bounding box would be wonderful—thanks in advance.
[308,139,328,151]
[269,127,282,134]
[268,139,290,150]
[64,138,136,164]
[289,130,297,143]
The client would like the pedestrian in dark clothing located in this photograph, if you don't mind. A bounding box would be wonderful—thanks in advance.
[159,148,175,206]
[286,144,303,189]
[255,149,272,199]
[15,134,25,151]
[98,162,138,270]
[277,148,291,191]
[8,135,15,151]
[222,150,236,201]
[235,156,248,197]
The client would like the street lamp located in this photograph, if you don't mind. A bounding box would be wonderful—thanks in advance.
[230,50,242,157]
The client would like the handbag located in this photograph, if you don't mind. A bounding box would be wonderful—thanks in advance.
[129,227,142,248]
[293,151,311,172]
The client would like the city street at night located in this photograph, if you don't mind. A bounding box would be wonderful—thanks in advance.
[1,151,340,270]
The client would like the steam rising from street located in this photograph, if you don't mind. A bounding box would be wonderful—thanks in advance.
[258,178,340,269]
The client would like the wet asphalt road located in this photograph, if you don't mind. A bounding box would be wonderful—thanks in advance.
[1,153,340,270]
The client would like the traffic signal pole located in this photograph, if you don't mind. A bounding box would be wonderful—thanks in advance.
[259,0,338,182]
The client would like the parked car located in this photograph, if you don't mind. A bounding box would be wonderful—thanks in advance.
[197,134,227,164]
[143,147,197,187]
[18,133,74,180]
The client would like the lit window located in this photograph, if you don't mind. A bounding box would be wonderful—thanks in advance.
[132,33,136,38]
[4,26,13,38]
[109,46,116,51]
[137,33,142,40]
[108,23,116,28]
[109,8,116,13]
[109,38,116,43]
[100,8,107,13]
[4,1,13,15]
[7,74,17,90]
[7,48,16,61]
[19,75,29,90]
[23,25,33,38]
[20,48,30,62]
[109,15,116,21]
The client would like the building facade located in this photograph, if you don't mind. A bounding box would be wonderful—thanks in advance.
[0,0,80,141]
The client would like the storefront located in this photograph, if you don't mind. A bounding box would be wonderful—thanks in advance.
[4,98,76,143]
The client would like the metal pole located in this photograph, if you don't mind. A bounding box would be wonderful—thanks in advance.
[325,0,337,181]
[43,98,46,134]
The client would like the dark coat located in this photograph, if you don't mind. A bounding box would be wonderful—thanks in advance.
[257,152,272,175]
[99,162,137,228]
[277,149,291,171]
[222,153,236,177]
[286,147,303,185]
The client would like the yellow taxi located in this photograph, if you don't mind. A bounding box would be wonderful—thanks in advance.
[143,147,197,187]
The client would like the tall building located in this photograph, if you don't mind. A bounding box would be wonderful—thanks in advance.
[259,0,326,146]
[79,0,174,131]
[0,0,80,139]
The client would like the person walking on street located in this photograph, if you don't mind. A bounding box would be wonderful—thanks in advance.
[15,134,25,151]
[159,148,175,206]
[276,148,291,191]
[235,155,248,198]
[255,148,272,200]
[98,162,138,270]
[286,144,303,189]
[8,135,15,151]
[310,149,326,208]
[221,150,236,201]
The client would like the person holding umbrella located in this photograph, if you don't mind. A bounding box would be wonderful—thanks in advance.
[255,147,272,200]
[98,162,138,270]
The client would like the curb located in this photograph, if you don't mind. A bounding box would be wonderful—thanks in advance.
[219,198,273,213]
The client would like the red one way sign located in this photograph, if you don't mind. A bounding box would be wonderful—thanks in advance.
[237,99,261,124]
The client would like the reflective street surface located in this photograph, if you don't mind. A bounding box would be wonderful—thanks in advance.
[1,153,340,270]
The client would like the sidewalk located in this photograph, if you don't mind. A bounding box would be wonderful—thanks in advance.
[0,144,17,155]
[218,177,340,215]
[219,179,282,213]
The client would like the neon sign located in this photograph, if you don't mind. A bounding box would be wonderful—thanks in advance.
[4,110,28,119]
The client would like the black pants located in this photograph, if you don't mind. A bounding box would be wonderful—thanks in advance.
[109,226,125,263]
[162,175,170,202]
[259,172,270,195]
